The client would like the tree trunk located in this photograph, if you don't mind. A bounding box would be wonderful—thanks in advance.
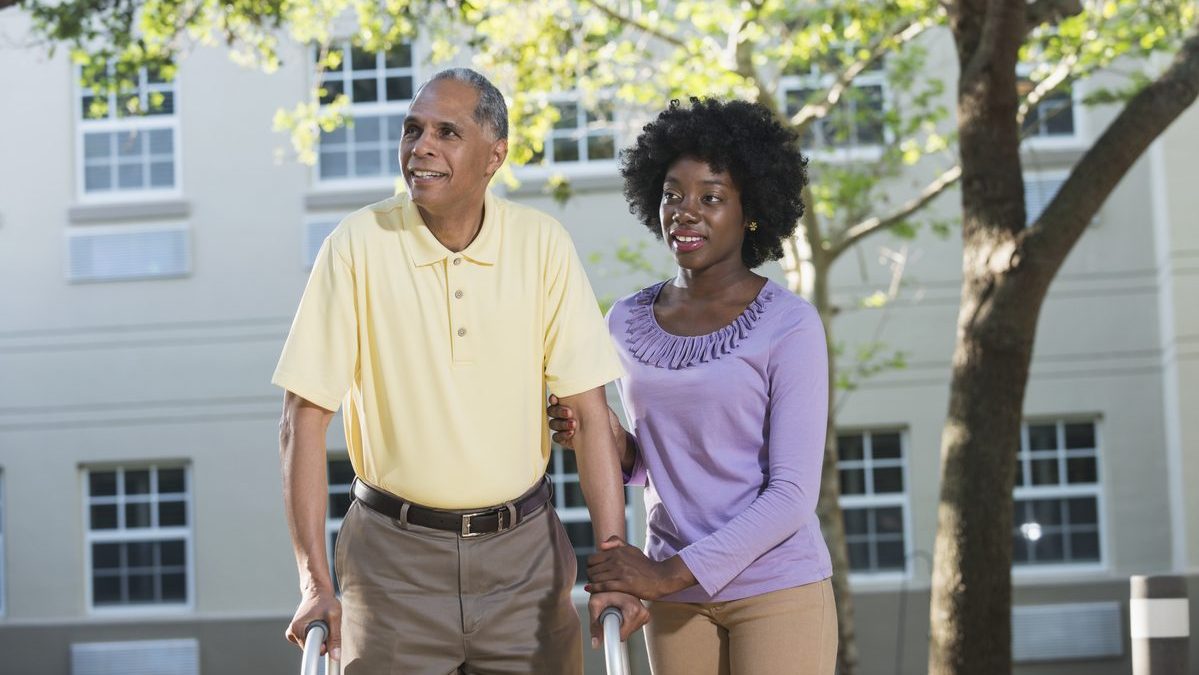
[812,262,860,675]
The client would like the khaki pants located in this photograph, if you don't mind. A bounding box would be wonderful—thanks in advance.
[335,498,582,675]
[644,579,837,675]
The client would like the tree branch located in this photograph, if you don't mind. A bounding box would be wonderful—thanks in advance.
[790,17,935,131]
[1016,53,1078,125]
[577,0,688,49]
[1024,0,1083,34]
[1022,23,1199,271]
[828,164,963,259]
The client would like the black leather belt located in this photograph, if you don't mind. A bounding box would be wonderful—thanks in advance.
[351,476,553,537]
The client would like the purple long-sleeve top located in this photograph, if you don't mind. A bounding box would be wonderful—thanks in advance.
[609,279,832,603]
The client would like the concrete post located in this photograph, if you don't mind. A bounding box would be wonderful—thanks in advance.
[1130,575,1190,674]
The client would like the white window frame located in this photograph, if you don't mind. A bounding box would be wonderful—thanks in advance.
[64,222,191,283]
[1012,418,1107,577]
[1018,65,1086,151]
[779,62,890,163]
[547,447,635,590]
[1023,169,1071,227]
[76,66,182,203]
[312,40,416,190]
[83,464,194,616]
[837,429,912,583]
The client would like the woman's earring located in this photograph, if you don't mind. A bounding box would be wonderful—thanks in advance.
[747,221,759,232]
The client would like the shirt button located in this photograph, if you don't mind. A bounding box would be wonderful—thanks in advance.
[452,257,462,265]
[457,327,467,337]
[454,289,464,299]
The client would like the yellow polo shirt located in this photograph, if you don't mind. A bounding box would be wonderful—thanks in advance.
[272,191,622,508]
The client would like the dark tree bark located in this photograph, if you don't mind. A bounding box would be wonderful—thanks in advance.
[929,4,1199,673]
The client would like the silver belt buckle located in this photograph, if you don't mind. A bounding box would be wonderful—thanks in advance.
[460,510,490,538]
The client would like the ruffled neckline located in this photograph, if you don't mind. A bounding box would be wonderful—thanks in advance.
[624,280,777,369]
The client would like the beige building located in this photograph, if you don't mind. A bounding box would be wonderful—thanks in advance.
[0,8,1196,674]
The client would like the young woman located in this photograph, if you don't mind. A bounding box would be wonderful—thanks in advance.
[548,97,835,674]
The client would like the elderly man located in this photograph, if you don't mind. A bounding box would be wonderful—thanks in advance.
[273,67,647,673]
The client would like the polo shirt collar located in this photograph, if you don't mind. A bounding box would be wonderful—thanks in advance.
[403,190,501,267]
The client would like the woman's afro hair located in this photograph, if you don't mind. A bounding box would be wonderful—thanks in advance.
[620,97,808,269]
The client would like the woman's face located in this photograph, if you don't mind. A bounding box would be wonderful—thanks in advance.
[658,156,748,272]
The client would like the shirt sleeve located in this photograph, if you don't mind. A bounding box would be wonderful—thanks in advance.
[678,301,829,596]
[542,222,624,397]
[270,233,359,412]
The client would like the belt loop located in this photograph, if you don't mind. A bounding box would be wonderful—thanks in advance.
[505,502,518,529]
[398,502,411,529]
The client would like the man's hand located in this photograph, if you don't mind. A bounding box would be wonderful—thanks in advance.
[586,536,697,601]
[588,590,649,648]
[285,586,343,660]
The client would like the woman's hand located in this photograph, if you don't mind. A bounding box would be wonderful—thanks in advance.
[547,396,637,473]
[585,536,697,600]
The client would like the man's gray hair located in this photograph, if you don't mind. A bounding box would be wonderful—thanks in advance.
[423,68,509,140]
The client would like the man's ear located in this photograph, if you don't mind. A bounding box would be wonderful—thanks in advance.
[485,137,509,176]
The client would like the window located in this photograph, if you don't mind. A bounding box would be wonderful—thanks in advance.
[1013,419,1102,566]
[66,224,190,283]
[1019,74,1076,140]
[781,61,887,153]
[85,466,190,608]
[533,99,617,166]
[317,42,414,182]
[1023,171,1068,226]
[837,430,908,574]
[78,66,179,198]
[326,457,355,593]
[548,447,633,584]
[304,221,338,268]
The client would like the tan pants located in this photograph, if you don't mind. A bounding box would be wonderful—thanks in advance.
[335,498,582,675]
[644,579,837,675]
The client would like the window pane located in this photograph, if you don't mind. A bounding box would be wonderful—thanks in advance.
[1013,460,1024,487]
[854,85,885,145]
[384,46,412,69]
[161,540,186,566]
[352,78,378,104]
[837,434,864,462]
[554,103,579,130]
[1066,457,1097,484]
[874,507,904,535]
[93,543,121,569]
[354,149,382,177]
[355,116,381,143]
[329,493,352,520]
[1030,459,1059,486]
[93,575,122,605]
[125,470,151,495]
[320,151,349,179]
[149,161,174,188]
[1012,535,1030,564]
[84,133,112,159]
[90,504,118,530]
[843,508,868,535]
[351,47,377,72]
[321,80,345,105]
[386,114,405,143]
[85,166,112,191]
[161,573,187,601]
[848,542,870,570]
[1027,424,1057,451]
[117,163,144,189]
[322,125,347,146]
[159,500,186,527]
[159,468,185,493]
[128,574,155,602]
[148,129,173,155]
[1031,499,1063,527]
[149,91,174,115]
[1070,532,1100,561]
[1064,423,1095,449]
[1032,533,1064,562]
[126,541,154,568]
[386,77,413,102]
[116,131,143,157]
[563,481,586,508]
[876,541,905,569]
[873,467,903,493]
[125,502,152,528]
[552,138,579,163]
[871,433,901,459]
[1066,497,1098,526]
[839,468,865,496]
[587,134,615,161]
[328,460,355,485]
[559,448,578,475]
[90,471,118,497]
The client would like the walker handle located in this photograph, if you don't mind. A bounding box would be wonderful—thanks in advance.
[301,620,338,675]
[600,606,631,675]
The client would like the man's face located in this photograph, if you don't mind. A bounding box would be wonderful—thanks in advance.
[399,79,507,213]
